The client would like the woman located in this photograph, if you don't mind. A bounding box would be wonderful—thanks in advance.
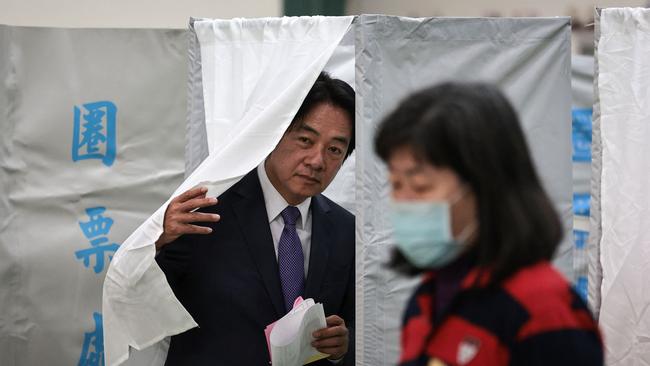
[374,83,603,366]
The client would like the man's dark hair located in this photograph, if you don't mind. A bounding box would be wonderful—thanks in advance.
[290,72,355,158]
[374,82,563,286]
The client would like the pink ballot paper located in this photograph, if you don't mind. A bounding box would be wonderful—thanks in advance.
[264,297,329,365]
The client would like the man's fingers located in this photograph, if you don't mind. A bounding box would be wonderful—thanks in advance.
[175,186,208,203]
[315,345,341,355]
[325,315,344,327]
[313,325,347,339]
[195,212,220,222]
[312,336,344,348]
[311,322,348,361]
[181,224,213,235]
[157,222,212,248]
[172,212,220,224]
[177,196,217,213]
[159,188,218,249]
[164,223,212,237]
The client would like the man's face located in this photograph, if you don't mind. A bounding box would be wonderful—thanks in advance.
[265,103,352,205]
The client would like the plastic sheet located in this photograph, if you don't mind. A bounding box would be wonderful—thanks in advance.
[353,15,572,365]
[594,8,650,365]
[0,25,187,366]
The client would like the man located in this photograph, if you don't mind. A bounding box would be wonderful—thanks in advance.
[155,72,355,365]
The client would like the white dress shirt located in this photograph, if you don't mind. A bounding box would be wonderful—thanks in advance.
[258,163,344,364]
[257,163,312,276]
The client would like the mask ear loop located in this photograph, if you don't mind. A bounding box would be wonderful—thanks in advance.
[448,186,478,244]
[448,186,467,206]
[455,221,478,245]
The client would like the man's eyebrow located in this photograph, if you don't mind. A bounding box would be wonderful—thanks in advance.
[332,136,349,145]
[299,122,349,145]
[298,123,320,136]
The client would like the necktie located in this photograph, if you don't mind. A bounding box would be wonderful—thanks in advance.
[278,206,305,313]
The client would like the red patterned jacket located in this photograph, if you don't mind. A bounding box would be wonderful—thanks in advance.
[399,261,603,366]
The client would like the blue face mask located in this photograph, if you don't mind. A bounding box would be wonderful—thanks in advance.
[389,197,475,269]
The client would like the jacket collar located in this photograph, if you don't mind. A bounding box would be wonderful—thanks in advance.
[231,169,332,315]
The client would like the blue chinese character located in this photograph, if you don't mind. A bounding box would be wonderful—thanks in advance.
[573,229,589,250]
[75,207,119,273]
[78,312,104,366]
[79,207,113,239]
[572,108,592,162]
[75,240,120,274]
[575,276,588,301]
[72,101,117,167]
[573,193,591,217]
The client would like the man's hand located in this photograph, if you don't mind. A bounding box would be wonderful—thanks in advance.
[155,186,220,250]
[312,315,348,361]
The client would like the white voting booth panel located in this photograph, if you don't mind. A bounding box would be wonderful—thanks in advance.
[592,8,650,366]
[0,26,187,366]
[353,16,572,365]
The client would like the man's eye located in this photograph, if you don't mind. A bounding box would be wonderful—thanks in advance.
[298,136,312,144]
[329,146,343,155]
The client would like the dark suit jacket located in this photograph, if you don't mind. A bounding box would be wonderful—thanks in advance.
[156,169,355,365]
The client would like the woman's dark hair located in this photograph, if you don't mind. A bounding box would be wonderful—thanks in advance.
[290,72,355,159]
[374,82,563,286]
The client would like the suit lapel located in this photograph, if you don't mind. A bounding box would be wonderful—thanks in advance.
[304,195,331,299]
[232,170,286,318]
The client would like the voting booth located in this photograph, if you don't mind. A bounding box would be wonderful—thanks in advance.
[350,16,573,365]
[1,15,576,366]
[0,26,187,365]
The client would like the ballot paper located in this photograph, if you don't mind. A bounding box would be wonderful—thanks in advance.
[265,297,329,365]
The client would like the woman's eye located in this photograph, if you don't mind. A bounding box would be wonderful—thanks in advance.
[391,180,402,191]
[412,184,433,193]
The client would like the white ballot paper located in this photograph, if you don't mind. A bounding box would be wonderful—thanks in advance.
[265,297,329,365]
